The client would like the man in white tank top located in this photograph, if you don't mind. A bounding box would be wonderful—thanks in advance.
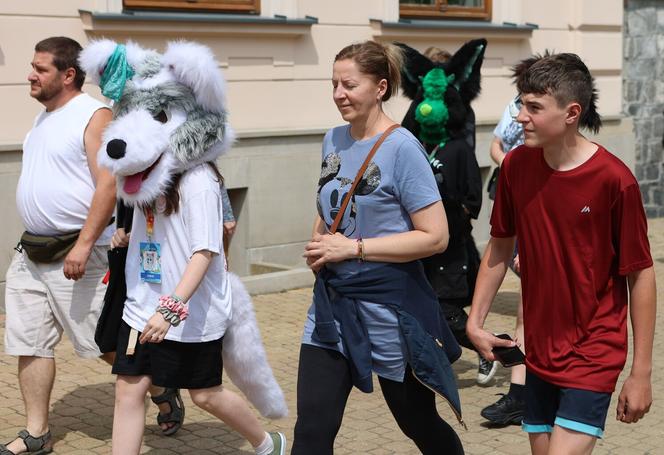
[1,37,116,455]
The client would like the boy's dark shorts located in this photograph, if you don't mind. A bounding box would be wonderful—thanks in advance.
[522,371,612,438]
[112,320,223,389]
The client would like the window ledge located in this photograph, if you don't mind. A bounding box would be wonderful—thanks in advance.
[370,18,538,40]
[79,9,317,37]
[236,127,328,139]
[0,143,22,153]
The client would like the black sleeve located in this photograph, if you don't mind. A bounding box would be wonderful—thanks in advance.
[437,140,482,219]
[116,201,134,233]
[464,108,476,151]
[461,140,483,220]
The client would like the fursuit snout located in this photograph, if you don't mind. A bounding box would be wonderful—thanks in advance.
[98,108,182,204]
[106,139,127,159]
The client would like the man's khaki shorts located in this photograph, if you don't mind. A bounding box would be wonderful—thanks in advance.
[4,246,109,359]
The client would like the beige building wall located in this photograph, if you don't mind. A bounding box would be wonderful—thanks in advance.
[0,0,632,297]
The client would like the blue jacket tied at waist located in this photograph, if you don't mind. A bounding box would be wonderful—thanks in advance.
[312,261,464,424]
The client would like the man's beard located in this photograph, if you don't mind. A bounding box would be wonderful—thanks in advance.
[31,82,62,103]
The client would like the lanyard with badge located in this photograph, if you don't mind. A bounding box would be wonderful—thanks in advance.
[140,206,162,284]
[127,206,163,355]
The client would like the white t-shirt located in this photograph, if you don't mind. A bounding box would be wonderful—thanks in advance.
[493,99,524,153]
[16,93,113,243]
[122,164,232,342]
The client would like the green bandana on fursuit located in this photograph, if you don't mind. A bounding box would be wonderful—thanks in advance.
[100,44,135,101]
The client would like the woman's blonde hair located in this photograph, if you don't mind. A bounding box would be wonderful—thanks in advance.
[334,41,404,101]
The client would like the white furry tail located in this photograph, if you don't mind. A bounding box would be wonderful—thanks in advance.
[222,273,288,419]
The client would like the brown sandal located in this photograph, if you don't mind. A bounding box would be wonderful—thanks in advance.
[0,430,52,455]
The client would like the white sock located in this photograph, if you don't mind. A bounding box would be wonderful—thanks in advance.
[255,432,273,455]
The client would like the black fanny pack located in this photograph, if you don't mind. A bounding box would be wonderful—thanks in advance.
[20,230,80,263]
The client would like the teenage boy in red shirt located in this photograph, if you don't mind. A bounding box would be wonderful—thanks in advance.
[467,52,656,455]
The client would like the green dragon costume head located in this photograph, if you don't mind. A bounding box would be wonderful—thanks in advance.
[397,39,487,148]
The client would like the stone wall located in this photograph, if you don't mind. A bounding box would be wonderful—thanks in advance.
[624,0,664,217]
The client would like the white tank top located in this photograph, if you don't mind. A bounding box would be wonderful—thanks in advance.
[16,93,113,243]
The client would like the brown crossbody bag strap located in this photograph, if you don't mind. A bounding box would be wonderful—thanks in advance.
[328,124,400,235]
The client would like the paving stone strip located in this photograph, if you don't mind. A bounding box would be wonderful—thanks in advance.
[1,218,663,454]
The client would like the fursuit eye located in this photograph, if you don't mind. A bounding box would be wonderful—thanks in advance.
[153,110,168,124]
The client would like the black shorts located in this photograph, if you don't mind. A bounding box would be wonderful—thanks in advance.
[112,320,224,389]
[522,371,612,438]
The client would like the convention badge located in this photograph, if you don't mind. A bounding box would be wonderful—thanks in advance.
[139,241,162,283]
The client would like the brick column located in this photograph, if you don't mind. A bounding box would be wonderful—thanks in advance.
[624,0,664,217]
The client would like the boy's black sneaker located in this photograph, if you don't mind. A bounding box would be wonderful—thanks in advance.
[480,393,525,425]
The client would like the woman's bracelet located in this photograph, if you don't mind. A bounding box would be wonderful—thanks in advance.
[156,295,189,327]
[356,238,366,262]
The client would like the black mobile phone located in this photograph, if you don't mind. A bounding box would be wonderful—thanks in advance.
[492,333,525,367]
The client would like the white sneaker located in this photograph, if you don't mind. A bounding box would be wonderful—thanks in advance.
[477,354,498,385]
[267,432,286,455]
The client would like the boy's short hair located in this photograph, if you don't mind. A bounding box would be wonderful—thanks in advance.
[35,37,85,90]
[511,50,551,81]
[516,52,601,134]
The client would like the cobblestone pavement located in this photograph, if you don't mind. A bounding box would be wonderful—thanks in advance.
[1,218,663,454]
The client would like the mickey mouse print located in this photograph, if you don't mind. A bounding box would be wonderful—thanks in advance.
[315,125,441,241]
[317,151,381,236]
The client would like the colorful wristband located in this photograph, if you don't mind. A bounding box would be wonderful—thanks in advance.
[156,295,189,326]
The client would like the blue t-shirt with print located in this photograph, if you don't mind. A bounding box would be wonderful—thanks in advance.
[302,124,441,382]
[316,125,440,243]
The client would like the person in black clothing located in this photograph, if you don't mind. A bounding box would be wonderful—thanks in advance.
[398,40,497,385]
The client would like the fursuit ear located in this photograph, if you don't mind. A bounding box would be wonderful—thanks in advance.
[123,41,155,75]
[162,41,228,115]
[78,39,119,85]
[79,39,149,86]
[444,38,487,104]
[394,42,435,100]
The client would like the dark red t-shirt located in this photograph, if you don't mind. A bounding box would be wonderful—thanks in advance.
[491,144,653,392]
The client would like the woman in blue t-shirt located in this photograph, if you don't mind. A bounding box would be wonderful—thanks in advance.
[292,41,464,455]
